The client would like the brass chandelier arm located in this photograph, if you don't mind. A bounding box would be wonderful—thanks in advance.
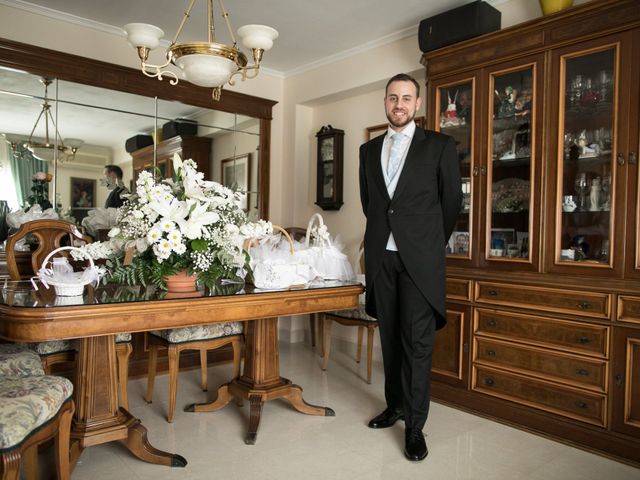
[137,50,180,85]
[228,65,260,86]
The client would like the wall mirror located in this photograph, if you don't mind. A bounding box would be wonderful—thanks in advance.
[0,37,275,227]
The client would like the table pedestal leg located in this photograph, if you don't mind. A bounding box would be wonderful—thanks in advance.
[72,336,186,467]
[186,318,334,444]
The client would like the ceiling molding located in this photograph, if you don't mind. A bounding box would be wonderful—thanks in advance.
[283,24,419,78]
[0,0,124,36]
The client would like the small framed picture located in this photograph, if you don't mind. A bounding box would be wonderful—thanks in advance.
[490,228,516,257]
[365,123,387,141]
[70,177,96,208]
[221,153,251,210]
[448,231,470,256]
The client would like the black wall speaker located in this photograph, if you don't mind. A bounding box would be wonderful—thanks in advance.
[125,134,153,153]
[419,1,501,53]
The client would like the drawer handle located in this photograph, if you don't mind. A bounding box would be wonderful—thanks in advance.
[577,301,592,310]
[484,377,495,387]
[575,401,588,409]
[488,290,498,296]
[486,349,496,357]
[487,319,497,327]
[577,336,591,344]
[577,369,590,376]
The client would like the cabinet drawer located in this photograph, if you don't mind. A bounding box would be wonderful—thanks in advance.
[473,366,607,427]
[617,296,640,325]
[474,337,607,392]
[446,278,471,301]
[475,282,610,319]
[475,309,609,358]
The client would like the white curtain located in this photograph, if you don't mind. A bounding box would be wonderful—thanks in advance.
[0,135,20,211]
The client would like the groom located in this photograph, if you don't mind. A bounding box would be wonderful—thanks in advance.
[359,73,461,461]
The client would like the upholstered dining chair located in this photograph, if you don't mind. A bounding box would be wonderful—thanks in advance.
[283,226,321,350]
[145,322,243,423]
[0,374,74,480]
[5,219,133,409]
[319,244,378,384]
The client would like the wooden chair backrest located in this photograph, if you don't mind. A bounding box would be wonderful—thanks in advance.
[5,219,92,280]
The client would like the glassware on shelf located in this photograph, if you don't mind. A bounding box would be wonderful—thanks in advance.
[600,174,611,210]
[574,172,589,211]
[589,176,601,211]
[600,239,610,262]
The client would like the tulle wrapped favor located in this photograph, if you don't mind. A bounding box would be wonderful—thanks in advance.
[248,228,319,289]
[81,208,119,238]
[297,214,354,281]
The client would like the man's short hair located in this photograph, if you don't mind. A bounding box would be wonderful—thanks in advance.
[385,73,420,98]
[104,165,123,179]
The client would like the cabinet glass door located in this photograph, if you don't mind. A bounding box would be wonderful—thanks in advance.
[437,79,474,260]
[558,47,616,266]
[487,66,535,262]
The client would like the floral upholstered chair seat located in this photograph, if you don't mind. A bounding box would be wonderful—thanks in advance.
[149,322,243,343]
[0,375,73,450]
[27,339,76,356]
[0,344,45,376]
[116,333,132,343]
[328,304,376,322]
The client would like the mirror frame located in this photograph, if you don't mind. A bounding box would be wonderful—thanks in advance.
[0,37,276,220]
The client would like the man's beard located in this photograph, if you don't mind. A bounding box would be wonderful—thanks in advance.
[386,108,416,129]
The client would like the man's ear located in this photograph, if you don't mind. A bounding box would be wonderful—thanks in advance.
[416,97,423,112]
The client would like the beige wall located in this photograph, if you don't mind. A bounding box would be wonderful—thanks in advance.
[0,0,591,345]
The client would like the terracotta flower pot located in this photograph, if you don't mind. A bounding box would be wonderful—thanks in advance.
[164,269,198,293]
[539,0,574,16]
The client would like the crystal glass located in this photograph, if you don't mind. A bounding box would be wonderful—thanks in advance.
[574,172,588,211]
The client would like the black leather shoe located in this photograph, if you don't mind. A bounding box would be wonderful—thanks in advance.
[367,408,404,429]
[404,428,428,461]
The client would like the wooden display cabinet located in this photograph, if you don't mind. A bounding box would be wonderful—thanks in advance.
[131,135,212,182]
[424,0,640,465]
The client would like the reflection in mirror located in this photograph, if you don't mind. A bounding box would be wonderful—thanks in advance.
[1,67,262,224]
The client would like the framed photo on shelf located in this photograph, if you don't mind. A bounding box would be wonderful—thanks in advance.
[70,177,95,208]
[490,227,516,251]
[221,153,251,210]
[448,231,470,255]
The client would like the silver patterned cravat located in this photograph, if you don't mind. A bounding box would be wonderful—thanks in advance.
[386,133,403,185]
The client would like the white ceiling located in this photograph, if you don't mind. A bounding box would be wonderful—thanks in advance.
[6,0,504,75]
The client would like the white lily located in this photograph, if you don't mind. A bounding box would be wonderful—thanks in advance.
[172,153,183,177]
[148,196,190,224]
[177,201,220,239]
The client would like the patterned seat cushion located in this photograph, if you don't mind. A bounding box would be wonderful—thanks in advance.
[28,340,77,356]
[328,304,377,322]
[150,322,243,344]
[116,333,132,343]
[0,344,45,376]
[0,375,73,450]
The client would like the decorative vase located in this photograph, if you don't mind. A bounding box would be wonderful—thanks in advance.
[164,270,198,293]
[539,0,574,16]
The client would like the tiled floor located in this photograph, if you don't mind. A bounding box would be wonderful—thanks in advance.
[68,342,639,480]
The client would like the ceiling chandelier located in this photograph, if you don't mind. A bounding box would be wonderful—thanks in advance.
[16,78,83,163]
[124,0,278,101]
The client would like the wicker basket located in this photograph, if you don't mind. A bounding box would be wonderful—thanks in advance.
[35,246,97,297]
[247,225,317,289]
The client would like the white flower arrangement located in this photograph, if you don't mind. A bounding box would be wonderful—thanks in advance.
[77,154,272,289]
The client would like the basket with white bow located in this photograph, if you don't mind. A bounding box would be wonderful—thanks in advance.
[30,246,103,297]
[247,226,319,290]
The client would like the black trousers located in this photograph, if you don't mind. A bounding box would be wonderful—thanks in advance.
[373,250,436,431]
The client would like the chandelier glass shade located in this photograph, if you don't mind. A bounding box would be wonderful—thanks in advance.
[17,78,83,163]
[123,0,278,101]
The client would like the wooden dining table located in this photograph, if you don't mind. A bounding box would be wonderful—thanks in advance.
[0,280,362,469]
